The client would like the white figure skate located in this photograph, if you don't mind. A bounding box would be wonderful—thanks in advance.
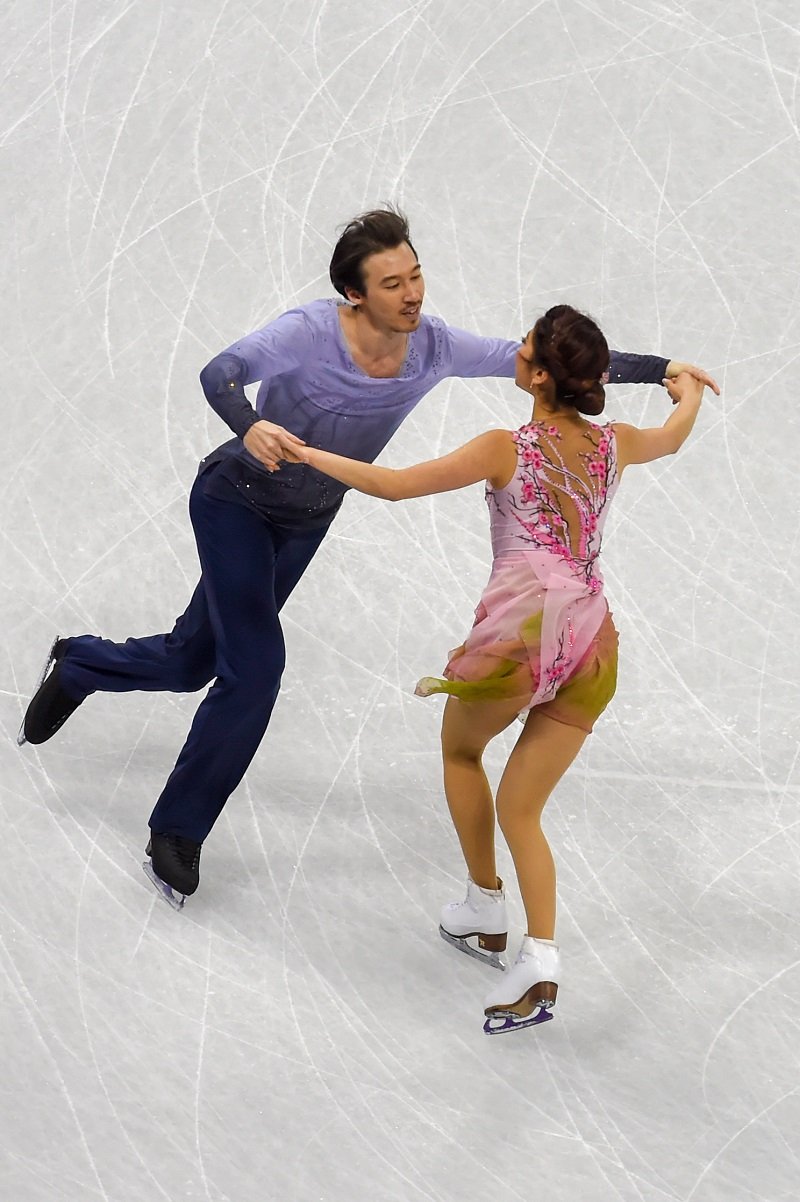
[439,877,508,970]
[483,936,560,1034]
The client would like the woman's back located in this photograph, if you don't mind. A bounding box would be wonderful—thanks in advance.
[487,419,620,579]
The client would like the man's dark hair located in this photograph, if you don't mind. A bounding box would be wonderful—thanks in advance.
[329,207,417,298]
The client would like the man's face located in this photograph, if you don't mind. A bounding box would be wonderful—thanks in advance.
[348,243,424,332]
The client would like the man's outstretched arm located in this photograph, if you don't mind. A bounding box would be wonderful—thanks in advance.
[445,327,720,395]
[609,351,720,395]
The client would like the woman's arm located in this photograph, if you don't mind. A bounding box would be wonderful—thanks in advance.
[292,429,516,501]
[614,372,705,469]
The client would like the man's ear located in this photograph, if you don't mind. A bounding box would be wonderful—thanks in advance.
[344,286,364,308]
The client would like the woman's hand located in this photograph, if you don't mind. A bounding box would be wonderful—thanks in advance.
[280,444,311,465]
[664,361,720,398]
[662,371,705,405]
[243,420,305,471]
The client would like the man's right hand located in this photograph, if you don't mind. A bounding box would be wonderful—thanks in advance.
[243,420,306,471]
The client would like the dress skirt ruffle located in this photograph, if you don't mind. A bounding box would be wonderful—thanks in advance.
[415,549,618,733]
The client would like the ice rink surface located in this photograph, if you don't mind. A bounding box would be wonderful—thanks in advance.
[3,1,799,1199]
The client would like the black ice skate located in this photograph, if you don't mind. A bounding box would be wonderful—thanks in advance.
[17,637,83,746]
[142,833,202,910]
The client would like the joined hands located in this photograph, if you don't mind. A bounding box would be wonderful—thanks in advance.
[243,420,306,471]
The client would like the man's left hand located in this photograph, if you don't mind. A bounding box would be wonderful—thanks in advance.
[664,360,720,397]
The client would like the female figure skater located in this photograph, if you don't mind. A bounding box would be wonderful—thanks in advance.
[284,304,706,1034]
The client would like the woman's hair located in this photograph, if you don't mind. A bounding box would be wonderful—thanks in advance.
[329,206,417,298]
[531,305,610,416]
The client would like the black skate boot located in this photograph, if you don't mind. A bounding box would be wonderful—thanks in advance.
[18,637,84,746]
[142,833,202,910]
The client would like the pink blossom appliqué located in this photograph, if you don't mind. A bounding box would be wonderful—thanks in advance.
[522,446,545,469]
[546,660,570,689]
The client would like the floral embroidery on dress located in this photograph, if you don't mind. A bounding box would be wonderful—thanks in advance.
[416,416,620,723]
[487,419,619,589]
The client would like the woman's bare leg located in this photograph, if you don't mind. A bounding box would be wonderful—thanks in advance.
[440,695,524,889]
[495,711,587,940]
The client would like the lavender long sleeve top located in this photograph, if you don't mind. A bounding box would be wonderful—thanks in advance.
[200,298,668,529]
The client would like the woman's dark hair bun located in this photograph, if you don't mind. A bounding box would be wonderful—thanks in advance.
[532,305,610,416]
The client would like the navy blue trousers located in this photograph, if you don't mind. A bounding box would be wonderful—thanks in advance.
[60,473,329,842]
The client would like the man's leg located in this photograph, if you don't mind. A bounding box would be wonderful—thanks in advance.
[147,492,328,845]
[59,578,216,701]
[20,478,218,745]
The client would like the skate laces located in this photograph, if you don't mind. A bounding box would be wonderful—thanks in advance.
[166,835,201,870]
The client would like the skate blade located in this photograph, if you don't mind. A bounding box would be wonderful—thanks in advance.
[483,1008,554,1035]
[439,926,506,971]
[17,636,61,747]
[142,861,186,910]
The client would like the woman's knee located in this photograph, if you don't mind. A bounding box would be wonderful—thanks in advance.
[496,800,546,838]
[441,723,484,764]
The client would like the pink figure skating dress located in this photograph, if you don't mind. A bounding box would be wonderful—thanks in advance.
[415,419,621,732]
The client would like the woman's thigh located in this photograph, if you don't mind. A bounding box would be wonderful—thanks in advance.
[441,695,524,759]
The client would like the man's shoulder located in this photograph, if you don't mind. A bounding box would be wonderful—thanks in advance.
[268,297,338,329]
[240,299,340,355]
[417,311,451,339]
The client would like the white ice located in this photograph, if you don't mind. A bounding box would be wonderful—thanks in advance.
[2,2,799,1200]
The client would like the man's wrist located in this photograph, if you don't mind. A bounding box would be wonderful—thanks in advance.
[238,411,263,439]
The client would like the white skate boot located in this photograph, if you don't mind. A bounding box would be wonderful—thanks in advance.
[483,936,560,1034]
[439,877,508,970]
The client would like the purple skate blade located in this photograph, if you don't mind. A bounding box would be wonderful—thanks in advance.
[483,1008,554,1035]
[142,861,185,910]
[17,636,61,747]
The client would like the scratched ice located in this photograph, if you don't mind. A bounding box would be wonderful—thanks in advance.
[2,2,799,1200]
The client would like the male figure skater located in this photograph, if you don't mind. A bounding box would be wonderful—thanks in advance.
[19,208,718,907]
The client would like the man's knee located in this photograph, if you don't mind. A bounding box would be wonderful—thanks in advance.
[226,639,286,697]
[177,664,216,692]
